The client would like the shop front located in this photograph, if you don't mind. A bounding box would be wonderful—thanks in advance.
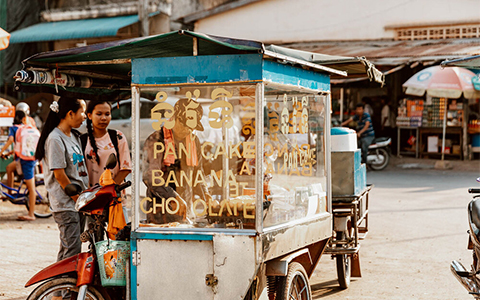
[398,65,480,160]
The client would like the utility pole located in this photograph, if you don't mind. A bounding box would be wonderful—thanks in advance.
[138,0,149,37]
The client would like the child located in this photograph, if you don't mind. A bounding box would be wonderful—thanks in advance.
[0,110,38,221]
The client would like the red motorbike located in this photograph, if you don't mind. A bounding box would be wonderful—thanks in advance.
[25,154,131,300]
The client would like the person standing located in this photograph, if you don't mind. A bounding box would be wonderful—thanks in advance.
[0,110,39,221]
[341,103,375,163]
[81,101,131,223]
[35,97,88,269]
[362,97,374,119]
[381,98,393,136]
[16,102,37,128]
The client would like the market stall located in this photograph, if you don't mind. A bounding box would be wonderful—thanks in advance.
[399,65,480,160]
[441,56,480,157]
[14,30,383,299]
[0,101,14,173]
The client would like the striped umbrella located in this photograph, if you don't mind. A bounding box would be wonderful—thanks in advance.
[0,27,10,50]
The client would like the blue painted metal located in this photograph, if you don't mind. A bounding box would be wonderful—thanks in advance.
[262,60,330,92]
[352,150,366,195]
[130,237,138,300]
[132,54,331,92]
[10,15,141,44]
[131,231,213,241]
[132,54,263,85]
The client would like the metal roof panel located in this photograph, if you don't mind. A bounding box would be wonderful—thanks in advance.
[281,39,480,66]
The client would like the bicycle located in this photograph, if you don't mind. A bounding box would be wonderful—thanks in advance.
[0,161,51,218]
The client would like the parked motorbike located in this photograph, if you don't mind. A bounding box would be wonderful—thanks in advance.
[451,177,480,299]
[366,137,391,171]
[24,154,131,300]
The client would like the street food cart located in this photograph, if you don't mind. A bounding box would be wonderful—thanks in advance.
[14,30,383,299]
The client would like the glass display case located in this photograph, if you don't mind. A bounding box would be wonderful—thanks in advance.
[137,85,258,230]
[134,82,329,231]
[262,85,328,227]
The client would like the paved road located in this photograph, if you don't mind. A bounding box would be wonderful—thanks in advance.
[0,166,478,299]
[311,168,477,300]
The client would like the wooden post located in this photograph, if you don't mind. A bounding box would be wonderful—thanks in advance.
[138,0,149,37]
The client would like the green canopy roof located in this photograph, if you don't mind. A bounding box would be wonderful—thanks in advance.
[9,15,141,44]
[16,30,384,100]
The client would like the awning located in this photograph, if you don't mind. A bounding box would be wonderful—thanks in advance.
[281,39,480,67]
[9,15,141,44]
[14,30,384,100]
[441,55,480,69]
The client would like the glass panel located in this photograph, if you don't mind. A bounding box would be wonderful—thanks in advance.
[112,101,131,120]
[137,85,257,230]
[263,88,327,227]
[140,101,156,119]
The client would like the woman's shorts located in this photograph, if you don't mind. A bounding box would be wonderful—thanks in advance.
[19,159,36,180]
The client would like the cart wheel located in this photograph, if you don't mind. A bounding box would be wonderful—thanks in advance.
[276,262,311,300]
[335,231,351,289]
[336,253,351,289]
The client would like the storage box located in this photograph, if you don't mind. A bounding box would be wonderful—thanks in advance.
[452,145,461,155]
[427,136,439,153]
[331,150,366,196]
[473,134,480,148]
[331,127,357,151]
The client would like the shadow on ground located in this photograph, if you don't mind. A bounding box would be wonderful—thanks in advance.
[311,279,359,298]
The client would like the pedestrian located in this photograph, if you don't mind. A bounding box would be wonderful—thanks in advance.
[80,101,131,222]
[16,102,37,128]
[34,97,88,272]
[362,97,374,119]
[0,110,39,221]
[1,110,24,196]
[381,98,394,137]
[1,102,39,198]
[341,103,375,164]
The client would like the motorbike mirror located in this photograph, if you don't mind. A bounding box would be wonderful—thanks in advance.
[477,177,480,183]
[105,153,117,170]
[65,183,83,197]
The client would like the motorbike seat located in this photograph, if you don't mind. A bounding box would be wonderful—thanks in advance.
[372,137,389,144]
[469,199,480,240]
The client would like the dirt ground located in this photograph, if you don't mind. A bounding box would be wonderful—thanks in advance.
[0,157,479,300]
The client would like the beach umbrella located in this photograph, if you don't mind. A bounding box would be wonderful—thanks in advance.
[0,27,10,50]
[403,65,479,100]
[403,66,480,164]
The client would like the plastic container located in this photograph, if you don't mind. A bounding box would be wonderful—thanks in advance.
[473,134,480,148]
[95,240,130,287]
[331,127,357,151]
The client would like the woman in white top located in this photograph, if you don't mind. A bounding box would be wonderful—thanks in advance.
[81,101,132,222]
[82,101,131,186]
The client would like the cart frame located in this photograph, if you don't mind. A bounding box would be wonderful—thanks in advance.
[12,30,384,300]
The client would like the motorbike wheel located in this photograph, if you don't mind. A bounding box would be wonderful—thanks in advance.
[276,262,312,300]
[27,277,105,300]
[25,182,51,218]
[335,231,351,289]
[369,148,389,171]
